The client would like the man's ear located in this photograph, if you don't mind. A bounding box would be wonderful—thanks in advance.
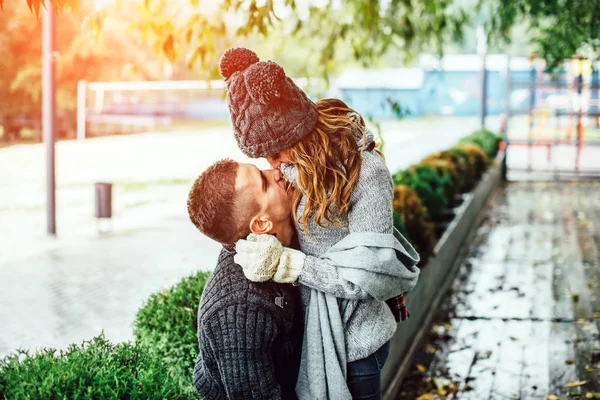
[249,215,273,235]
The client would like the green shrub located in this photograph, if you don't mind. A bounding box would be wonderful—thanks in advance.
[393,210,409,239]
[133,270,211,396]
[458,128,501,159]
[392,165,448,222]
[446,147,477,191]
[454,143,490,179]
[417,158,458,204]
[392,185,436,266]
[0,334,196,400]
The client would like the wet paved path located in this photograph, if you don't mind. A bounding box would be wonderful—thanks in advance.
[402,181,600,399]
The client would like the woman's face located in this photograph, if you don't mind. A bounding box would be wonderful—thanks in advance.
[266,149,292,169]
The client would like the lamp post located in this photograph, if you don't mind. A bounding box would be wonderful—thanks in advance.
[477,26,488,129]
[43,3,57,235]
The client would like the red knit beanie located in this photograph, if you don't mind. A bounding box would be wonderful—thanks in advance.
[220,48,318,158]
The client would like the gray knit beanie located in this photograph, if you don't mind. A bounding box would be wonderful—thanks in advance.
[219,48,318,158]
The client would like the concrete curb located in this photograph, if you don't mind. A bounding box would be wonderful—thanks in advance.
[382,149,506,399]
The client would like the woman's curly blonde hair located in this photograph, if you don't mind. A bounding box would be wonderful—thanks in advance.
[284,98,368,234]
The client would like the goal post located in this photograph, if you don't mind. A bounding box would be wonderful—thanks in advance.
[76,79,227,140]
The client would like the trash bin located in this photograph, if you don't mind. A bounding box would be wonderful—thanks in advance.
[95,182,112,219]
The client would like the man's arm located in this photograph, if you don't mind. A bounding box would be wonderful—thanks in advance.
[203,303,283,400]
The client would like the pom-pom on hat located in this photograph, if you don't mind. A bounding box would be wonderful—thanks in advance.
[219,48,318,158]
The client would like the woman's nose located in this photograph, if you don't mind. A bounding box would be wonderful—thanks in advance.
[266,156,281,169]
[273,168,282,182]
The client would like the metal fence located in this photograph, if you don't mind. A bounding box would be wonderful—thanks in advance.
[503,58,600,179]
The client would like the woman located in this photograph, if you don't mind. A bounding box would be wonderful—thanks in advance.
[219,47,420,400]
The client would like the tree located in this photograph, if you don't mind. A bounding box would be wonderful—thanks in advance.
[0,0,165,137]
[481,0,599,69]
[5,0,600,77]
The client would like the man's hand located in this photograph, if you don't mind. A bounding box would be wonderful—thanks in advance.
[235,234,305,284]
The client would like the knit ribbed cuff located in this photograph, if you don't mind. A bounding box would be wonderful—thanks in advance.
[273,248,305,284]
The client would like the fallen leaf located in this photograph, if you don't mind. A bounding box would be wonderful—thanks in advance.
[416,394,434,400]
[463,384,474,391]
[425,345,437,354]
[564,380,589,388]
[565,359,575,365]
[433,377,450,389]
[546,395,559,400]
[416,364,426,372]
[509,336,518,341]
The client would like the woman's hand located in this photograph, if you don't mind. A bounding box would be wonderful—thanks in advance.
[235,234,283,282]
[235,234,306,283]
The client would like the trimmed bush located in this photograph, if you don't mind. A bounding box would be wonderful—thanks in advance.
[393,165,448,222]
[393,210,409,239]
[458,128,501,159]
[454,143,490,179]
[392,185,436,266]
[0,334,196,400]
[422,149,474,194]
[133,270,211,396]
[418,158,458,205]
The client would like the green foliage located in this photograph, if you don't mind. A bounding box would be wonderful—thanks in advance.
[419,158,458,205]
[392,185,436,266]
[133,270,211,396]
[0,1,164,123]
[0,334,196,400]
[392,128,501,264]
[458,128,501,159]
[454,143,490,179]
[392,165,449,222]
[393,210,408,239]
[483,0,600,69]
[12,0,600,75]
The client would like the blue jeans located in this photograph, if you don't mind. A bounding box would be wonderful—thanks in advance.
[346,341,391,400]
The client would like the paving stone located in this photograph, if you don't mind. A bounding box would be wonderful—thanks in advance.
[404,181,600,399]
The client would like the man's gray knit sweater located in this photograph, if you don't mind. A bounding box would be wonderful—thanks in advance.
[193,249,303,400]
[282,129,419,364]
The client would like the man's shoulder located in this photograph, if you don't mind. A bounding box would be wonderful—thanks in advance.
[200,248,290,319]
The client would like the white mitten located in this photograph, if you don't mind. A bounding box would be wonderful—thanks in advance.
[272,248,306,284]
[235,234,283,282]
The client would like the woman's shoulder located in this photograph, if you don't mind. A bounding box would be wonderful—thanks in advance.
[359,149,392,180]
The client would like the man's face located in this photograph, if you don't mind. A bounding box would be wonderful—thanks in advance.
[235,163,295,226]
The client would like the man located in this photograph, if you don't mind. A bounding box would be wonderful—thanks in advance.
[187,159,303,400]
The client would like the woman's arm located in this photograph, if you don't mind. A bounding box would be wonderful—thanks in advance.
[297,152,419,300]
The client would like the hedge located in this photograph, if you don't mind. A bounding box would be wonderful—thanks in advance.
[392,185,436,266]
[458,128,502,159]
[133,271,211,397]
[0,270,210,400]
[392,128,501,262]
[0,335,196,400]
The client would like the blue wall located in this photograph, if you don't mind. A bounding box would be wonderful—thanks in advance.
[340,70,542,119]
